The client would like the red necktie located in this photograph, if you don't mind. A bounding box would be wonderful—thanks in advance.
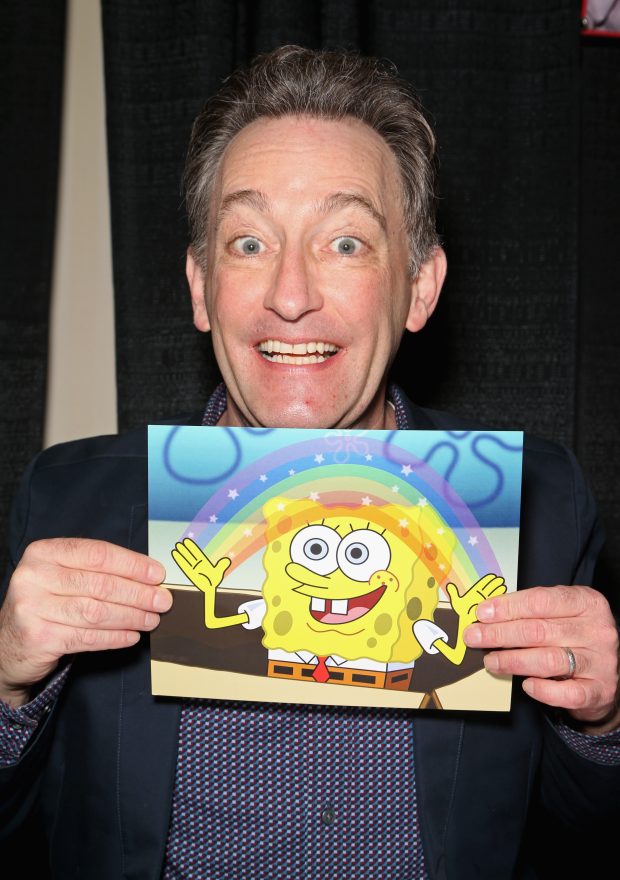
[312,655,330,683]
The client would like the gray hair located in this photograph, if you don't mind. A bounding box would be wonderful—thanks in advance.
[183,45,439,277]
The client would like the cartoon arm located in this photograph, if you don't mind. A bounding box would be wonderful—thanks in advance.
[171,537,249,629]
[418,574,507,666]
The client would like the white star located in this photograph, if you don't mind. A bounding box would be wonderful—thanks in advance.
[309,492,320,501]
[314,453,324,464]
[243,528,253,537]
[425,542,432,549]
[229,551,235,559]
[418,497,428,507]
[365,453,373,461]
[227,488,239,500]
[361,496,372,506]
[288,468,296,476]
[187,531,194,538]
[468,535,479,546]
[401,464,413,476]
[391,485,400,494]
[437,527,444,535]
[277,503,286,511]
[439,563,446,571]
[208,514,218,523]
[259,474,268,482]
[399,518,409,528]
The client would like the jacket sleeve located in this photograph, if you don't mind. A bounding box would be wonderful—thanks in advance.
[0,453,61,838]
[539,447,620,827]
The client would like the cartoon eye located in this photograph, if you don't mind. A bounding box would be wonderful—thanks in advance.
[289,525,340,575]
[337,530,391,581]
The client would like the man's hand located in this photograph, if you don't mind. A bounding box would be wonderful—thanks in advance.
[464,585,620,733]
[0,538,171,708]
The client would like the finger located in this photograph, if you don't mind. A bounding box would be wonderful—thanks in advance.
[445,582,459,604]
[25,538,164,583]
[39,595,163,632]
[463,616,595,650]
[214,557,231,578]
[483,646,586,679]
[181,538,206,561]
[171,548,192,576]
[520,676,600,713]
[38,565,172,613]
[63,626,142,653]
[481,576,506,598]
[173,542,200,568]
[476,584,599,623]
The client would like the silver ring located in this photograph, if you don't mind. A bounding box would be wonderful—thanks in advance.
[556,647,577,680]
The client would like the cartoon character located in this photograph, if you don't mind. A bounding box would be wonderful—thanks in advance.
[172,498,506,690]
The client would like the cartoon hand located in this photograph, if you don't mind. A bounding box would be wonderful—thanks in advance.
[172,538,231,592]
[171,538,247,630]
[432,574,506,666]
[447,574,507,631]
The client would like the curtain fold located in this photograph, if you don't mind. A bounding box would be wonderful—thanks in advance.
[0,0,66,575]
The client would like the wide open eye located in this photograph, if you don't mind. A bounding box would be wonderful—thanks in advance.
[289,525,341,575]
[232,236,265,255]
[337,530,391,581]
[329,236,363,255]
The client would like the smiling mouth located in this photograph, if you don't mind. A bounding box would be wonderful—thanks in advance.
[257,339,340,365]
[309,583,386,625]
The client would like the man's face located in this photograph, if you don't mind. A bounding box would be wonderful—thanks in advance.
[187,115,444,429]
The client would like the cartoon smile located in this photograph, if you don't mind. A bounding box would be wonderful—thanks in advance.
[309,583,386,625]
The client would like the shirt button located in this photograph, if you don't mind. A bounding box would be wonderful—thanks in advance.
[321,806,335,826]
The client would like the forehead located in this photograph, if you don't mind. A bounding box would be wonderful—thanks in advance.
[210,115,404,218]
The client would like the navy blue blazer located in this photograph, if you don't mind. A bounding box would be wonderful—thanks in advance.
[1,396,618,879]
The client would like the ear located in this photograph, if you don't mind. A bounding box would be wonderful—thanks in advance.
[405,247,447,333]
[186,250,211,332]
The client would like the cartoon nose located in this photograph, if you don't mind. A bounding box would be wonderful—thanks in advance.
[263,245,323,320]
[369,569,399,590]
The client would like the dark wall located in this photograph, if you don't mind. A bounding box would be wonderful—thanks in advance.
[0,3,618,874]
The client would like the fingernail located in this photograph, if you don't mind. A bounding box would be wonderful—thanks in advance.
[522,680,535,696]
[144,612,159,627]
[484,653,499,672]
[464,626,481,646]
[153,589,172,612]
[477,602,494,621]
[148,562,165,582]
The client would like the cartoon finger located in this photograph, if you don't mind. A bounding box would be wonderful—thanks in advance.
[182,538,207,561]
[482,576,506,598]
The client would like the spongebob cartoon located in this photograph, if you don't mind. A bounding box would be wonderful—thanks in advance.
[172,497,506,691]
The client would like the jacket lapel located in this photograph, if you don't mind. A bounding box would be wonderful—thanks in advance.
[117,500,182,880]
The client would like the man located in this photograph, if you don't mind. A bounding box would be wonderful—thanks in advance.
[1,45,618,879]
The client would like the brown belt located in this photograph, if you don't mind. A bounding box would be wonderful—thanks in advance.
[267,659,413,691]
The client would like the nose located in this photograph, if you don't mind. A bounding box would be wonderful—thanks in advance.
[263,244,323,320]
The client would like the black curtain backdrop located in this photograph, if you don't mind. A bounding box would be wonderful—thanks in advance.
[0,0,619,874]
[0,0,66,572]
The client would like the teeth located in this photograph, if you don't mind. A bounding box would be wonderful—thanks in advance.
[331,599,349,615]
[257,339,339,360]
[311,597,326,612]
[268,354,321,364]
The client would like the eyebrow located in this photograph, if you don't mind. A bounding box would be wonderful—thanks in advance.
[214,188,386,233]
[315,192,387,232]
[215,189,271,232]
